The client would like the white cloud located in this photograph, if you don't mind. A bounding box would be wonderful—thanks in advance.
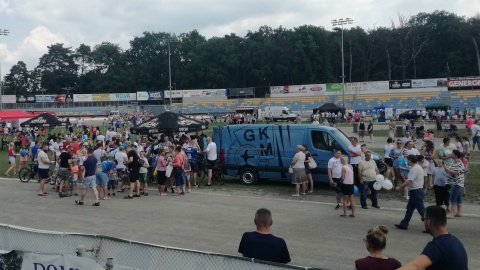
[0,26,66,72]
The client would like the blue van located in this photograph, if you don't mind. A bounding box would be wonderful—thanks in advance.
[212,124,385,184]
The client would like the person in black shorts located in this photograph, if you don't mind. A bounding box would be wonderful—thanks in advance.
[125,145,140,199]
[58,146,73,197]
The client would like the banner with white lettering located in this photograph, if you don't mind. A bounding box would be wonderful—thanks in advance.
[447,77,480,90]
[109,93,136,101]
[270,84,326,97]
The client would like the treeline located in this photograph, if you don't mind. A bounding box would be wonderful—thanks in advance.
[2,10,480,95]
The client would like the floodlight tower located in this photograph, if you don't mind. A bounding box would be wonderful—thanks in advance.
[331,18,353,110]
[0,28,10,110]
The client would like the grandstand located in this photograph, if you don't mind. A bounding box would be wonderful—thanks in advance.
[176,90,480,114]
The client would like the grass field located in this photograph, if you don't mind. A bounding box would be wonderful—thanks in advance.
[3,122,478,204]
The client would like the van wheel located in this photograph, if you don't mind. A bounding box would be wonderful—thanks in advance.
[239,168,258,185]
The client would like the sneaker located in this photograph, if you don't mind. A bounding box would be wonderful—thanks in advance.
[362,206,369,209]
[103,196,111,200]
[160,193,167,196]
[372,205,380,209]
[292,194,300,197]
[193,185,198,188]
[188,189,191,193]
[335,204,340,210]
[394,224,408,230]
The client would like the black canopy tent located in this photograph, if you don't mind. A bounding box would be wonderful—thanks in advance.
[313,103,344,114]
[20,113,64,128]
[425,103,450,111]
[130,111,208,135]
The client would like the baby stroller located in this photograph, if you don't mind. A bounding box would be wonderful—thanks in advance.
[444,123,458,138]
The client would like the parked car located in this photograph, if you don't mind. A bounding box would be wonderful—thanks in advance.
[398,110,420,120]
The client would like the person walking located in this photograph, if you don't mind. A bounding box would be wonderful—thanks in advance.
[383,138,394,181]
[444,150,465,219]
[358,151,380,209]
[290,145,307,196]
[155,148,168,196]
[354,225,401,270]
[340,156,355,217]
[185,140,199,187]
[421,140,436,190]
[238,208,290,264]
[367,120,374,143]
[328,149,343,209]
[202,137,217,186]
[390,139,404,189]
[394,155,425,230]
[5,142,17,176]
[349,137,362,187]
[398,206,468,270]
[389,120,396,139]
[171,145,185,196]
[75,148,100,206]
[358,119,366,142]
[124,145,141,199]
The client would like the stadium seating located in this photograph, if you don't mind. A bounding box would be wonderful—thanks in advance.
[178,90,480,114]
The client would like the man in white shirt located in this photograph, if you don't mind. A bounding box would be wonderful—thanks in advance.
[37,143,55,196]
[328,149,343,210]
[203,137,217,186]
[395,155,426,230]
[405,141,420,155]
[96,132,105,146]
[114,147,128,192]
[105,128,115,142]
[471,120,480,150]
[348,137,362,186]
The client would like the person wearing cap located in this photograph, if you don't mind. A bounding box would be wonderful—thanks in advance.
[358,150,380,209]
[290,145,307,196]
[37,143,55,196]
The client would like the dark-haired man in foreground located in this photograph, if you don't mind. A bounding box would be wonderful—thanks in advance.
[398,205,468,270]
[238,208,290,264]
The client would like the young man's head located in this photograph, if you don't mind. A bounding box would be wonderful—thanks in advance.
[424,205,447,234]
[254,208,273,229]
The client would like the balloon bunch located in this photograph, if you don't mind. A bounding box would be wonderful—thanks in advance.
[373,175,393,191]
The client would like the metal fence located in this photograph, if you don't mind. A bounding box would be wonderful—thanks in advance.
[0,224,325,270]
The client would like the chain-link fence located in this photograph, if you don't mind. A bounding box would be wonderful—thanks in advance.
[0,224,325,270]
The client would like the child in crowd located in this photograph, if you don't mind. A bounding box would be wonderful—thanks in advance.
[70,159,79,196]
[18,145,28,171]
[107,163,118,197]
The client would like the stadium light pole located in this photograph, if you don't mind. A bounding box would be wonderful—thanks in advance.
[0,28,9,110]
[160,38,172,111]
[331,18,353,110]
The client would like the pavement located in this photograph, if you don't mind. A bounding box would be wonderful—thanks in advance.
[0,175,478,270]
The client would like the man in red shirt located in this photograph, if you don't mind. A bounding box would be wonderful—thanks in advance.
[63,138,71,149]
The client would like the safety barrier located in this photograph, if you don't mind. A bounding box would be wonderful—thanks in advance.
[0,224,325,270]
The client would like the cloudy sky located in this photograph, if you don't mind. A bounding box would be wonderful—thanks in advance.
[0,0,478,78]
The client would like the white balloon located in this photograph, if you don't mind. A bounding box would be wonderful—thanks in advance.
[382,180,393,190]
[375,174,385,183]
[373,182,383,191]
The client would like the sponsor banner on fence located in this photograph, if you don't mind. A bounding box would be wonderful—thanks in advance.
[345,81,389,92]
[35,95,67,103]
[16,95,36,103]
[73,94,92,102]
[389,80,412,89]
[137,91,163,101]
[2,95,17,103]
[270,84,326,97]
[164,90,183,98]
[412,78,447,88]
[228,88,254,97]
[0,250,104,270]
[92,93,110,102]
[447,77,480,90]
[110,93,136,101]
[326,83,342,92]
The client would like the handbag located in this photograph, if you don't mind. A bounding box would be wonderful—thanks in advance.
[288,166,293,173]
[165,164,173,177]
[309,158,317,169]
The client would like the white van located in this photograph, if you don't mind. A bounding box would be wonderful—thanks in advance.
[262,106,296,121]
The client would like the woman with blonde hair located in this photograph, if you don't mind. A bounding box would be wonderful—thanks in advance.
[290,145,307,196]
[355,225,401,270]
[303,144,314,193]
[5,142,17,176]
[340,156,355,217]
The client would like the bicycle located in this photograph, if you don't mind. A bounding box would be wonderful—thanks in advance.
[211,165,225,185]
[19,163,55,184]
[196,154,208,184]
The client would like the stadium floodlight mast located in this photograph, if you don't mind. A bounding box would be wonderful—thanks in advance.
[0,28,9,110]
[160,38,172,111]
[331,18,353,110]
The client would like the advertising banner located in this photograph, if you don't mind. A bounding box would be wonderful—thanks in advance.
[270,84,326,97]
[35,95,66,103]
[137,91,163,101]
[326,83,342,92]
[228,88,254,97]
[65,94,73,103]
[16,95,36,103]
[2,95,17,103]
[345,81,390,92]
[412,78,447,88]
[447,77,480,90]
[164,90,183,98]
[92,93,110,102]
[0,251,103,270]
[389,80,412,89]
[110,93,136,101]
[73,94,92,102]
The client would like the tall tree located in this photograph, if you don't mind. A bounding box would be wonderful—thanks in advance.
[37,43,78,94]
[3,61,30,95]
